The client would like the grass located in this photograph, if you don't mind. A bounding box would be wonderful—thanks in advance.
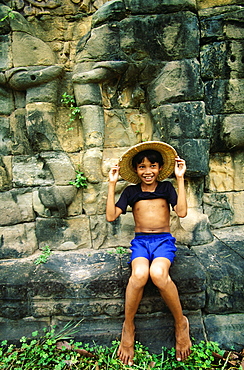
[34,245,53,265]
[0,324,242,370]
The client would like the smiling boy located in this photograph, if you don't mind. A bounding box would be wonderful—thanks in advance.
[106,141,192,366]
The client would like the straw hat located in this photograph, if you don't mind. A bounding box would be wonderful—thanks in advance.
[118,141,177,184]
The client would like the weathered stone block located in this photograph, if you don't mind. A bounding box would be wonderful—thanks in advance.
[9,10,33,34]
[56,107,83,153]
[204,192,244,227]
[103,212,135,248]
[221,114,244,149]
[104,109,152,148]
[35,216,91,250]
[206,151,244,192]
[225,18,244,39]
[83,148,103,183]
[26,102,61,151]
[226,191,244,225]
[74,82,102,106]
[200,8,244,40]
[83,183,103,216]
[152,101,208,140]
[204,313,244,351]
[125,109,153,143]
[12,155,54,187]
[25,16,68,42]
[208,114,227,152]
[0,189,34,226]
[171,208,213,245]
[0,35,12,70]
[49,310,205,353]
[169,138,210,177]
[205,79,244,114]
[0,116,12,155]
[37,185,77,218]
[92,0,126,28]
[26,79,60,105]
[120,12,199,61]
[213,225,244,258]
[0,222,37,259]
[76,24,120,62]
[177,177,205,209]
[12,32,56,67]
[67,189,83,217]
[203,192,234,228]
[104,110,135,147]
[102,148,131,176]
[39,151,76,186]
[9,108,32,155]
[0,163,10,191]
[73,62,103,105]
[148,59,204,107]
[134,310,205,353]
[79,105,105,148]
[0,86,14,115]
[201,41,228,80]
[30,297,125,318]
[192,238,244,314]
[124,0,196,14]
[201,41,244,80]
[90,211,134,249]
[0,317,50,342]
[27,251,126,300]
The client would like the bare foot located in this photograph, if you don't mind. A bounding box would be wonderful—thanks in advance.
[175,316,192,361]
[117,321,135,365]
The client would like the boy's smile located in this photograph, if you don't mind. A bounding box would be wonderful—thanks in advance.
[136,158,162,186]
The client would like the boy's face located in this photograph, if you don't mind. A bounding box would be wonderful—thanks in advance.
[135,157,162,185]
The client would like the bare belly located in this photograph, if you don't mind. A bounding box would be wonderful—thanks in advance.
[133,198,171,233]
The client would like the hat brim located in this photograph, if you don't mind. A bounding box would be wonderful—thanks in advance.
[118,141,177,184]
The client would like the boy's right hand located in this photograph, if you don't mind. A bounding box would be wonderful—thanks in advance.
[108,165,120,183]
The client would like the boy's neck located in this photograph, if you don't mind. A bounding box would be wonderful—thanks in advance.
[140,181,158,192]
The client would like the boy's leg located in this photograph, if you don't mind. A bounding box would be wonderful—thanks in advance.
[118,257,150,365]
[150,257,192,361]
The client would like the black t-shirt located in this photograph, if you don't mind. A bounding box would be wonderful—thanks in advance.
[115,181,178,214]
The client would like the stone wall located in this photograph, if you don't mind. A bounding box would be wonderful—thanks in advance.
[0,0,243,351]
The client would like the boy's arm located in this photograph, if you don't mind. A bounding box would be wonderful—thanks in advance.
[173,157,187,218]
[106,165,123,222]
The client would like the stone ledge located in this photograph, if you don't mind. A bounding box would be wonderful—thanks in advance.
[0,226,243,350]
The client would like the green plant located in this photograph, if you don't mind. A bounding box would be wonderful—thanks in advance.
[0,9,15,22]
[0,327,241,370]
[61,92,82,130]
[34,245,52,265]
[158,340,224,370]
[0,322,83,370]
[69,170,88,189]
[109,247,128,255]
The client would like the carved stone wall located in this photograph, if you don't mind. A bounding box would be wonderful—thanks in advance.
[0,0,243,351]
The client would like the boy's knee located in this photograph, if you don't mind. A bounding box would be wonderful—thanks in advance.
[150,265,171,287]
[131,266,149,287]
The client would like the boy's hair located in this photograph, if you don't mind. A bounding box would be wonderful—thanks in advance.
[132,149,164,169]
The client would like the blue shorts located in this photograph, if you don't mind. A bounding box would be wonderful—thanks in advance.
[130,232,177,264]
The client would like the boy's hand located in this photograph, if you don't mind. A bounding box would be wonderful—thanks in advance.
[175,157,186,178]
[108,165,120,183]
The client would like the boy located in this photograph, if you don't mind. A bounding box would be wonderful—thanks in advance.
[106,141,192,366]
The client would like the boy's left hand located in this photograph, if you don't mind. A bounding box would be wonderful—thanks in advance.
[175,156,186,178]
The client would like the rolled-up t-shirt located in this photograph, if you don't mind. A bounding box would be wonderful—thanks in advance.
[115,181,177,214]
